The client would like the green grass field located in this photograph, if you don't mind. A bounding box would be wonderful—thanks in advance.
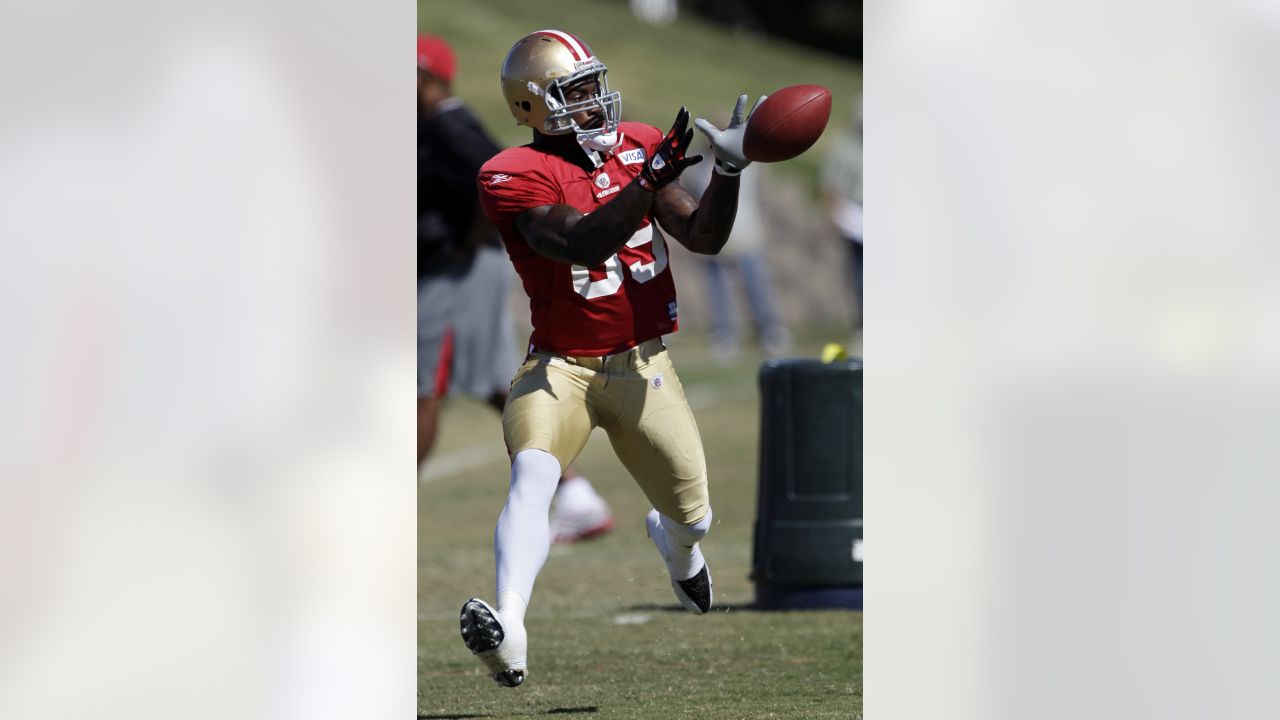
[418,329,862,719]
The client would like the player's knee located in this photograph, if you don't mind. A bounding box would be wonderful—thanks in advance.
[509,449,562,501]
[661,507,713,545]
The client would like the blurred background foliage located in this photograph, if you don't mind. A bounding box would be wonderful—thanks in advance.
[419,0,861,195]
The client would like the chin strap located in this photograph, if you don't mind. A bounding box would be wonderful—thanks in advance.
[577,130,624,168]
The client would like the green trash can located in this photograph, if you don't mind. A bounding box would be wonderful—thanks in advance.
[751,358,862,609]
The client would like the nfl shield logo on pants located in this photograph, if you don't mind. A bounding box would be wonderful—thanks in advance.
[650,374,663,390]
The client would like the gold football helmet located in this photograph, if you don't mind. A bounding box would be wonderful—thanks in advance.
[500,29,622,140]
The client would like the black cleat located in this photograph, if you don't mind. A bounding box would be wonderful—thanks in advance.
[459,598,527,687]
[493,669,525,688]
[460,599,504,653]
[646,510,714,615]
[676,565,713,614]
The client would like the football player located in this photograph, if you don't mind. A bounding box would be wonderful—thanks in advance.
[417,34,613,542]
[459,29,762,687]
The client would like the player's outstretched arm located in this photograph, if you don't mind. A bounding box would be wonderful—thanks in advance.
[514,107,702,267]
[654,172,738,256]
[658,95,763,255]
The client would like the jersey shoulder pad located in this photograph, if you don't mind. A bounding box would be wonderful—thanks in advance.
[618,121,664,149]
[478,146,557,194]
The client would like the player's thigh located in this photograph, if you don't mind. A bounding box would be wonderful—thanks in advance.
[605,352,709,524]
[504,356,596,474]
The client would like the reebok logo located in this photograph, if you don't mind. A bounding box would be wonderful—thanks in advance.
[489,174,512,184]
[595,185,621,199]
[619,149,646,165]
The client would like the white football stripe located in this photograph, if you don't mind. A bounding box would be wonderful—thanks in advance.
[612,613,652,625]
[419,442,506,485]
[537,28,590,60]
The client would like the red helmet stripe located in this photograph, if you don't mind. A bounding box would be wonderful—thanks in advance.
[534,29,590,61]
[559,30,591,58]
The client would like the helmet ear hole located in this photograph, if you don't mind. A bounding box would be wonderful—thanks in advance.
[519,101,532,112]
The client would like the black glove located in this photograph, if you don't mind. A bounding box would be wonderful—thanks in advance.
[638,107,703,191]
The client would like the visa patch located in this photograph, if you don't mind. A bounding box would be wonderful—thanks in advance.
[618,148,646,165]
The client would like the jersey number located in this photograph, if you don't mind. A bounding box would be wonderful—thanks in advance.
[571,224,668,300]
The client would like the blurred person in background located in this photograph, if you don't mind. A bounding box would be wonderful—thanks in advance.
[822,94,863,343]
[682,131,791,361]
[459,28,762,687]
[630,0,678,25]
[417,34,612,543]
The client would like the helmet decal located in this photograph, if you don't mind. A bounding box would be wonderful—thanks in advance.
[532,29,591,61]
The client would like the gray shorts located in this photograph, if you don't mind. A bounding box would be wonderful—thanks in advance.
[418,246,522,399]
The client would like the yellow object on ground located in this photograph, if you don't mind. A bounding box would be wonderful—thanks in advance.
[821,343,847,363]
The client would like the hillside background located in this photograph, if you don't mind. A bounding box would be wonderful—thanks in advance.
[420,0,863,338]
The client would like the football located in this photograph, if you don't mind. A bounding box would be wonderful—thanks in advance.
[742,84,832,162]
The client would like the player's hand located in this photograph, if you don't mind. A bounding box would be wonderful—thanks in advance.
[639,107,702,191]
[694,94,765,176]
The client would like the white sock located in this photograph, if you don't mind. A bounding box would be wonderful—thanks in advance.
[554,474,607,514]
[659,509,713,581]
[494,449,561,609]
[497,589,528,625]
[493,590,529,672]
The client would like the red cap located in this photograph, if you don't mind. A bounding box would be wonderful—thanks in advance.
[418,35,456,83]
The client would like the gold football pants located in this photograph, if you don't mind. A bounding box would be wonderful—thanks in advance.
[502,338,710,524]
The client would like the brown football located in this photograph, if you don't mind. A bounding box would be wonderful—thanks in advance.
[742,84,833,162]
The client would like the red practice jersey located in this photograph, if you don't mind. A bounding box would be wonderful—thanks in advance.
[477,121,679,356]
